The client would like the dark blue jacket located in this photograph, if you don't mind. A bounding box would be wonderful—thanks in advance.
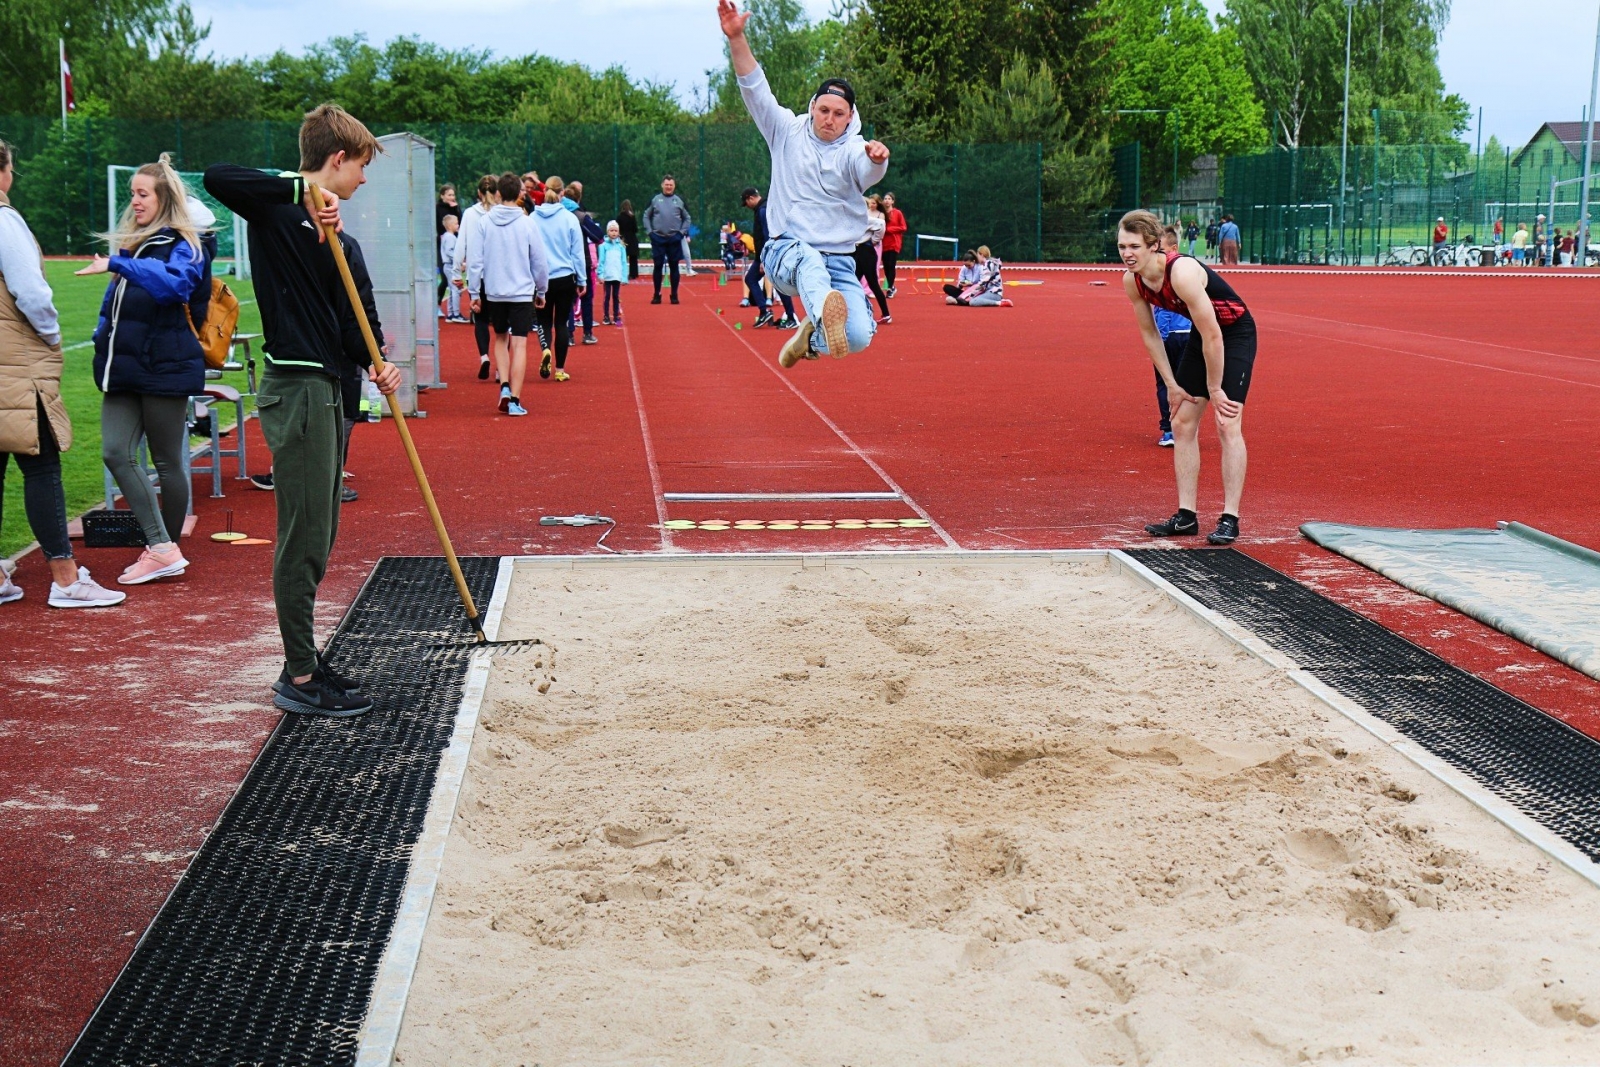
[92,228,210,396]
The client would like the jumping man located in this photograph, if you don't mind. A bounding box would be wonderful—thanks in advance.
[719,0,890,369]
[1119,209,1257,545]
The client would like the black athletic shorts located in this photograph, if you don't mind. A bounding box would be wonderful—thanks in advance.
[1174,313,1256,403]
[483,298,535,337]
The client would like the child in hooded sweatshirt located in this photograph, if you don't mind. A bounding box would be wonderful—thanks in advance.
[438,213,461,321]
[721,1,889,370]
[532,180,587,382]
[598,220,628,326]
[467,172,549,416]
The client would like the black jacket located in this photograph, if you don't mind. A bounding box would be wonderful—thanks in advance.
[202,164,375,380]
[91,228,211,397]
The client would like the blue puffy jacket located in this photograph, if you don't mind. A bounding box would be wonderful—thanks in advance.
[92,228,210,396]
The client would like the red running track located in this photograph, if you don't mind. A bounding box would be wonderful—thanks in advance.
[1,266,1597,1064]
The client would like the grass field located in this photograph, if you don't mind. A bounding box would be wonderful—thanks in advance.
[0,260,261,558]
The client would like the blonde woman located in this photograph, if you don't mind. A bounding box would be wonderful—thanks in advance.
[854,194,891,322]
[76,154,213,585]
[0,139,125,607]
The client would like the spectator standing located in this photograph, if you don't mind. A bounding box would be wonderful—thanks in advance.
[855,194,891,323]
[1432,217,1449,261]
[1185,219,1199,256]
[1534,214,1548,267]
[0,138,125,608]
[1217,215,1241,265]
[598,220,628,325]
[1205,217,1220,259]
[532,181,586,382]
[741,186,797,329]
[467,172,549,416]
[617,199,640,281]
[78,154,214,586]
[645,175,691,305]
[1559,229,1575,266]
[564,181,603,344]
[1493,216,1504,246]
[1511,223,1529,265]
[881,191,906,296]
[438,213,462,321]
[519,172,545,215]
[454,175,500,379]
[434,184,458,309]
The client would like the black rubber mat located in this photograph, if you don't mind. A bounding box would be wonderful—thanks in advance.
[63,556,500,1067]
[1127,548,1600,862]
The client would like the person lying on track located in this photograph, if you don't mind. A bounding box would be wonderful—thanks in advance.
[205,104,402,720]
[719,0,890,369]
[1118,209,1256,546]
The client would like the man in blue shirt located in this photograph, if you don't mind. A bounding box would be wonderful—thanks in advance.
[1217,215,1241,265]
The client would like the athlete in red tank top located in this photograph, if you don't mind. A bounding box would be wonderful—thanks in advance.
[1117,211,1257,546]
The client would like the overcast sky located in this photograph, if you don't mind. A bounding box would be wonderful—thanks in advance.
[189,0,1597,147]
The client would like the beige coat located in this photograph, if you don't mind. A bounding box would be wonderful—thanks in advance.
[0,191,71,455]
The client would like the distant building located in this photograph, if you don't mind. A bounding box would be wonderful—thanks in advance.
[1513,122,1599,169]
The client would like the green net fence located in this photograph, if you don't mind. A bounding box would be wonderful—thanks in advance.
[0,115,1047,262]
[1222,142,1595,265]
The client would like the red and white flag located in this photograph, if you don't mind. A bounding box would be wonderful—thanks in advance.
[60,40,76,113]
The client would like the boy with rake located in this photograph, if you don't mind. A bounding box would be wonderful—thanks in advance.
[206,105,401,718]
[718,0,890,369]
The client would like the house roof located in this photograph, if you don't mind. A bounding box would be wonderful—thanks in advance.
[1515,122,1600,165]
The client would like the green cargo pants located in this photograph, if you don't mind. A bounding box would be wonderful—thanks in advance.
[256,370,344,678]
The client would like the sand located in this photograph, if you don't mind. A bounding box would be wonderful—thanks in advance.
[393,555,1600,1066]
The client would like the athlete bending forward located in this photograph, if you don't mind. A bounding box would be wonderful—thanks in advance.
[1119,210,1258,545]
[719,0,889,369]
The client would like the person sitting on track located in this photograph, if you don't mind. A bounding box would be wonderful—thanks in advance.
[942,246,1009,307]
[1118,209,1257,546]
[719,0,890,369]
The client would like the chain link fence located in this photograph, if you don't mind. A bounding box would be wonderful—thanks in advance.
[0,115,1047,263]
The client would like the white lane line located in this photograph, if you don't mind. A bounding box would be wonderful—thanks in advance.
[619,319,673,552]
[1273,325,1600,391]
[1263,308,1598,366]
[705,306,961,550]
[1112,550,1600,894]
[354,557,518,1066]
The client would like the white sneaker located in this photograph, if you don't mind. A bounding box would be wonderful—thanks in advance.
[0,559,22,605]
[48,567,127,609]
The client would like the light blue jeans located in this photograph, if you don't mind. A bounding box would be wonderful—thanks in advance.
[762,236,876,356]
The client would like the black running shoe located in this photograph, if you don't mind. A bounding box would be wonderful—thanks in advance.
[1144,511,1200,537]
[651,293,662,305]
[250,472,274,491]
[670,294,680,305]
[753,310,775,329]
[272,668,373,718]
[477,358,490,380]
[1207,514,1240,545]
[314,653,361,694]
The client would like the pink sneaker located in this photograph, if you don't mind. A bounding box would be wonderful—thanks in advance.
[118,545,188,585]
[48,567,127,608]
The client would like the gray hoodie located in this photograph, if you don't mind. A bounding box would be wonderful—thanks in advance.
[468,203,550,302]
[643,193,690,238]
[737,64,887,254]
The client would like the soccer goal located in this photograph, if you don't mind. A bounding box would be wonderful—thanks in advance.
[106,165,249,277]
[913,233,959,261]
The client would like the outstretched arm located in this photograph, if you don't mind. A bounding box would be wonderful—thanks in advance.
[718,1,756,76]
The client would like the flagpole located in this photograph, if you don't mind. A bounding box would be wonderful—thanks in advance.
[59,38,67,133]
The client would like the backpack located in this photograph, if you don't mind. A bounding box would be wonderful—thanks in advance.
[184,233,239,370]
[189,278,241,370]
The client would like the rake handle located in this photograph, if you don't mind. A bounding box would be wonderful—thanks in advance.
[309,184,484,639]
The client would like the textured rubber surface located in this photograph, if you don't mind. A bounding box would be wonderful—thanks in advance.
[1129,548,1600,862]
[61,556,498,1067]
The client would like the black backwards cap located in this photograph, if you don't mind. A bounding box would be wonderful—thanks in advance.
[813,78,856,110]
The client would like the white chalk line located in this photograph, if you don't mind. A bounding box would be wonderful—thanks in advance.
[619,318,673,552]
[703,304,961,550]
[1270,324,1600,391]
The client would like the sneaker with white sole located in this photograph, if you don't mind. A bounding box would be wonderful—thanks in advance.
[498,384,512,413]
[507,400,528,416]
[819,290,849,358]
[779,317,818,369]
[119,545,188,585]
[48,567,127,608]
[0,559,22,605]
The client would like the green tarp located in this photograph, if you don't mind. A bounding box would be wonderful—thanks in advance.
[1300,521,1600,682]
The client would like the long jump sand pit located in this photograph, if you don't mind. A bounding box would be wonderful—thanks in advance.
[394,553,1600,1066]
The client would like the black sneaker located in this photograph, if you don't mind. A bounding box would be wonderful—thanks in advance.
[669,294,680,305]
[250,472,274,491]
[314,652,361,694]
[753,310,775,329]
[582,334,598,345]
[477,358,490,381]
[1144,511,1200,537]
[651,293,662,305]
[272,668,373,718]
[1207,514,1241,545]
[341,486,358,503]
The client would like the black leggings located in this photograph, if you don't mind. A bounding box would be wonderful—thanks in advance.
[882,250,899,290]
[473,307,491,358]
[537,275,580,369]
[650,235,682,298]
[0,401,73,559]
[854,242,889,318]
